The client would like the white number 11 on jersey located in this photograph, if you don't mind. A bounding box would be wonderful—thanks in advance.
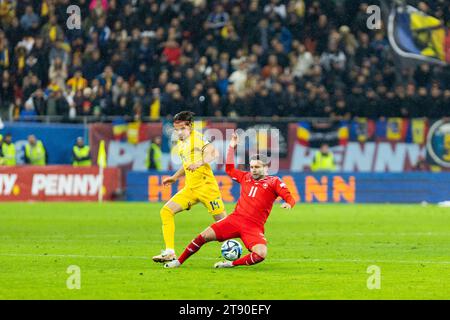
[248,186,258,197]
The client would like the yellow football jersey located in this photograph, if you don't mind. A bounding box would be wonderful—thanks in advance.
[176,130,217,189]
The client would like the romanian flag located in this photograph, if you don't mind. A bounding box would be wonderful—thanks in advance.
[349,118,375,142]
[127,122,147,145]
[386,118,409,142]
[337,122,349,145]
[406,118,428,145]
[112,119,127,141]
[388,4,450,64]
[296,121,311,146]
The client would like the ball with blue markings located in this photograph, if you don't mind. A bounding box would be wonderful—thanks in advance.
[221,239,243,261]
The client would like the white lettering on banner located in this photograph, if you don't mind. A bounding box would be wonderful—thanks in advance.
[46,174,58,196]
[406,143,427,166]
[331,145,344,169]
[135,142,152,170]
[342,143,376,172]
[290,145,316,170]
[73,175,87,196]
[0,174,17,195]
[58,175,73,195]
[374,143,407,172]
[107,141,136,167]
[105,139,427,173]
[32,174,46,195]
[31,174,101,196]
[87,175,101,195]
[108,141,151,171]
[290,142,426,172]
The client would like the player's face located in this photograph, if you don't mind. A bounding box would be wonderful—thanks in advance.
[250,160,266,180]
[173,122,191,141]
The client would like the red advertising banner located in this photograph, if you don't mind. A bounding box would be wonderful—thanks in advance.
[0,166,121,202]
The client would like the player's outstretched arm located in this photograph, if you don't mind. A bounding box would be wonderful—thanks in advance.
[163,166,185,186]
[275,178,296,210]
[225,132,246,182]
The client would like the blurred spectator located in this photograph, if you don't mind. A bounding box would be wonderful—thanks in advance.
[0,133,16,166]
[72,136,92,167]
[40,15,64,44]
[67,70,88,93]
[27,88,47,115]
[24,134,47,165]
[147,135,162,170]
[49,56,67,91]
[229,60,247,97]
[162,40,181,66]
[206,4,229,31]
[19,98,38,120]
[310,143,336,172]
[96,65,116,91]
[292,43,314,78]
[20,5,40,34]
[90,0,109,15]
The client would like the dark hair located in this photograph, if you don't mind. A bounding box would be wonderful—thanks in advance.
[250,154,269,166]
[173,111,195,124]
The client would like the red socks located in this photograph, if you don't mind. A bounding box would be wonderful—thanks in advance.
[177,235,265,267]
[232,252,265,266]
[178,234,206,264]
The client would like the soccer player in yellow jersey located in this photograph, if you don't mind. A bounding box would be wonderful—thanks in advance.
[152,111,227,262]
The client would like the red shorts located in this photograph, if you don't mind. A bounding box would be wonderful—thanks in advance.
[210,213,266,250]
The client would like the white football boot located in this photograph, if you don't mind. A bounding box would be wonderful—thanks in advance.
[152,249,177,263]
[164,260,181,268]
[214,261,234,268]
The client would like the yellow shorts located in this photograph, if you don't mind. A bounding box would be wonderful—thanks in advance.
[170,183,225,216]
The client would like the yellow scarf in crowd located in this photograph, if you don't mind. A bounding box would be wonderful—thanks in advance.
[1,48,9,68]
[41,2,49,17]
[49,26,57,42]
[18,55,25,71]
[150,98,160,120]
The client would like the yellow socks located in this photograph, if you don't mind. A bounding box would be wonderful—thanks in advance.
[160,206,175,251]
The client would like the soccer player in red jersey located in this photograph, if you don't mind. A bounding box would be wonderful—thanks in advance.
[164,132,296,268]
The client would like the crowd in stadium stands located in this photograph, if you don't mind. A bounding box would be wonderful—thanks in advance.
[1,0,450,122]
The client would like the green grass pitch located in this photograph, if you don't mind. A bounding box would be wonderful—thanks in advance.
[0,202,449,299]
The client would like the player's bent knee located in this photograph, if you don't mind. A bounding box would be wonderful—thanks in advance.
[253,245,267,259]
[201,227,217,242]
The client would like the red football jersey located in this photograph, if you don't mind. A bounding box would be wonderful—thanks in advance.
[225,147,296,227]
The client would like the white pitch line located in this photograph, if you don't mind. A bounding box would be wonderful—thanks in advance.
[1,253,450,265]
